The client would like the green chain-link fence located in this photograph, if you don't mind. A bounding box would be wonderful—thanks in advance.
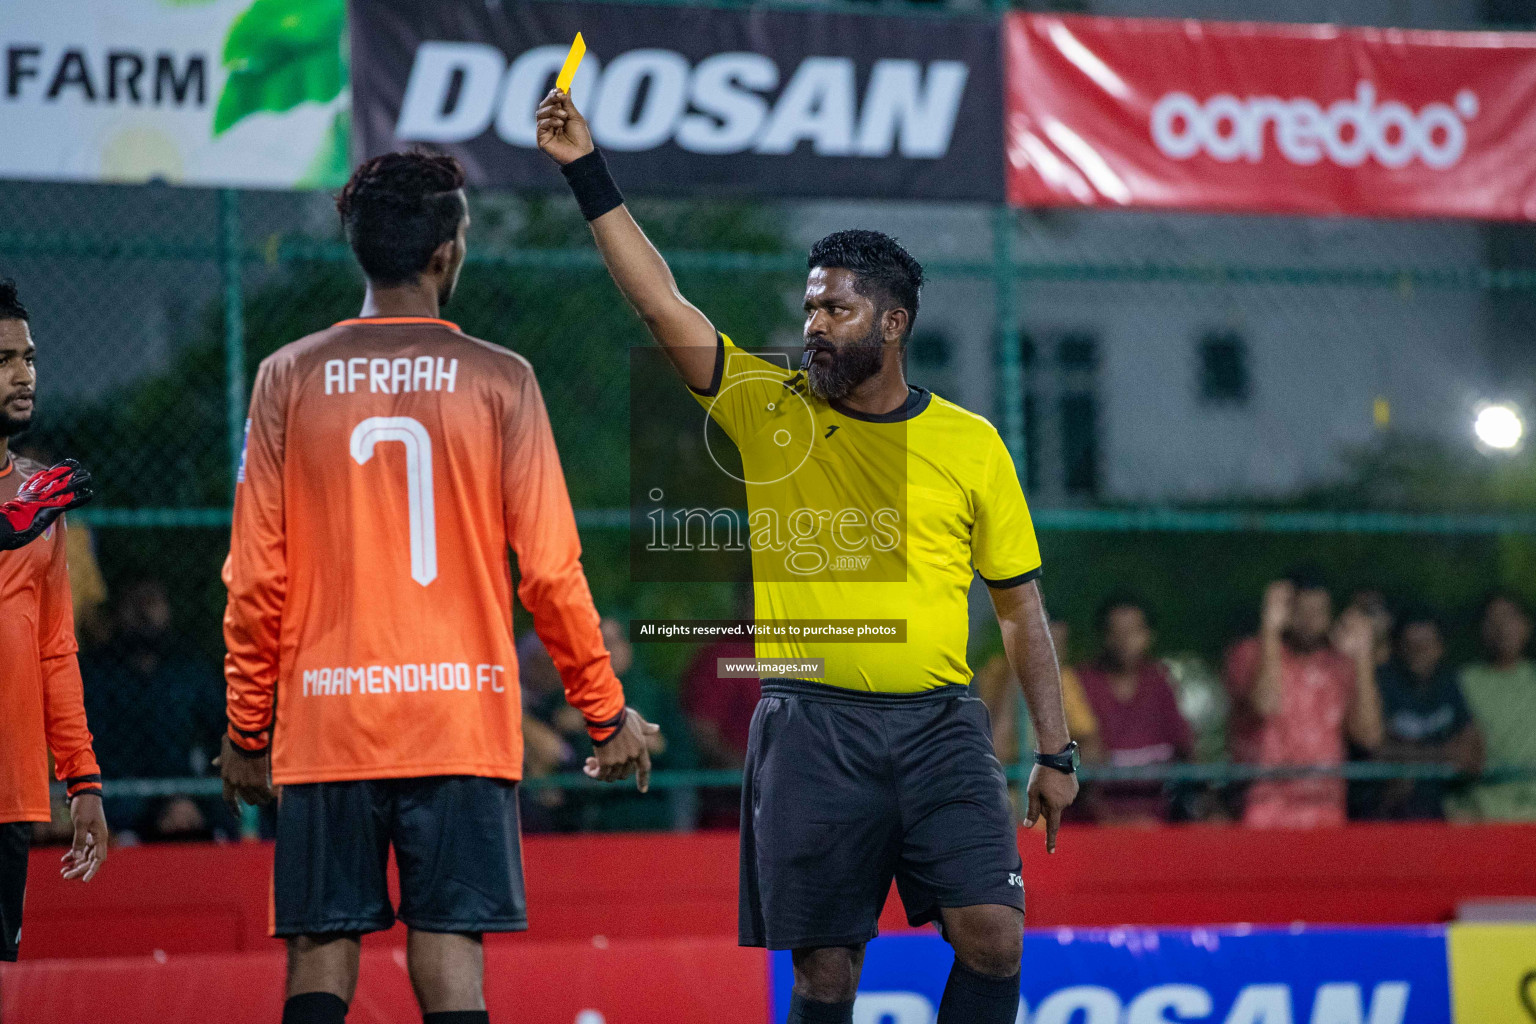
[7,175,1536,839]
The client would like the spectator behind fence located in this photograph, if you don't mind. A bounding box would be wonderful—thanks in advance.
[976,617,1103,768]
[1359,609,1482,820]
[591,617,685,831]
[680,588,759,828]
[81,578,230,841]
[1076,596,1194,824]
[1450,592,1536,821]
[518,630,583,832]
[1225,573,1384,828]
[520,620,676,831]
[1343,588,1394,670]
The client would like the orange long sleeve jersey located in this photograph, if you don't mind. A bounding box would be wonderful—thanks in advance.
[0,456,101,823]
[223,317,626,784]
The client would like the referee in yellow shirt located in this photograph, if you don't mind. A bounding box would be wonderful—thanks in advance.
[539,90,1078,1024]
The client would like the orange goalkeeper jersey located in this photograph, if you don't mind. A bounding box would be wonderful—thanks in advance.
[223,317,626,785]
[0,456,101,823]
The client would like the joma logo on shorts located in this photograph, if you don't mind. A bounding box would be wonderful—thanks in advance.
[1007,873,1023,887]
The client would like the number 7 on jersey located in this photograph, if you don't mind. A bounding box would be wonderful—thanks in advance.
[350,416,438,586]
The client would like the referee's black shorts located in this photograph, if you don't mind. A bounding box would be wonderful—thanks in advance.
[739,679,1024,950]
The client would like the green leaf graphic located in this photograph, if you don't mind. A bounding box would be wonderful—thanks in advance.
[298,107,352,190]
[214,0,346,136]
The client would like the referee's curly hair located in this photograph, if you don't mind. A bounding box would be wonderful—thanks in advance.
[336,150,467,286]
[0,279,28,323]
[808,230,924,340]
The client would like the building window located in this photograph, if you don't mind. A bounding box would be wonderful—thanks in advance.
[909,331,950,369]
[1015,330,1100,499]
[1057,334,1099,497]
[1020,334,1038,491]
[1057,333,1099,372]
[1199,330,1250,404]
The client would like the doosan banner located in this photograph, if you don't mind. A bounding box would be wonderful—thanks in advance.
[350,0,1004,201]
[774,926,1456,1024]
[1004,14,1536,220]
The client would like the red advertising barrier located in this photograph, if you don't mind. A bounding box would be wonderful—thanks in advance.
[12,831,744,957]
[10,824,1536,961]
[0,937,767,1024]
[1004,13,1536,220]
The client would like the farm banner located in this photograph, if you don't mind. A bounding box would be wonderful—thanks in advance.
[0,0,348,188]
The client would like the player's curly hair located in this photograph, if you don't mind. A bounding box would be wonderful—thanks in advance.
[0,278,29,323]
[807,230,924,339]
[336,150,468,286]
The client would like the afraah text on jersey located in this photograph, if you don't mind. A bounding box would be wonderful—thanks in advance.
[324,356,459,396]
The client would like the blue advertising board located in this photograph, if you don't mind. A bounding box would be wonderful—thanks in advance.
[771,925,1452,1024]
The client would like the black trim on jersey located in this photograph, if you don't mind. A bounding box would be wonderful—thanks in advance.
[686,333,727,398]
[587,708,628,731]
[588,707,629,746]
[234,723,271,738]
[831,386,931,423]
[979,566,1043,589]
[228,739,269,758]
[65,774,102,794]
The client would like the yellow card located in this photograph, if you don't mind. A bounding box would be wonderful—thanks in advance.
[555,33,586,93]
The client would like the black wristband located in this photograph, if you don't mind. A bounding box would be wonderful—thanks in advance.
[560,149,625,222]
[589,706,629,746]
[229,738,269,758]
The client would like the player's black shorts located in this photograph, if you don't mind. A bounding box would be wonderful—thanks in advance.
[739,679,1024,950]
[273,775,527,937]
[1,821,30,962]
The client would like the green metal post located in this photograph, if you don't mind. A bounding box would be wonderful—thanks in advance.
[992,205,1034,810]
[993,207,1024,471]
[219,189,247,490]
[218,189,257,839]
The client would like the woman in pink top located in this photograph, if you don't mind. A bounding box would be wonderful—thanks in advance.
[1077,597,1193,824]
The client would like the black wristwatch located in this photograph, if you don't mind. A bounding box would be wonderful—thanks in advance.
[1034,740,1080,775]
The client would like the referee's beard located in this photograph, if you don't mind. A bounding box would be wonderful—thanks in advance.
[805,322,886,401]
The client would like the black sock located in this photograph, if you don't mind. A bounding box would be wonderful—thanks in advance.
[282,992,348,1024]
[423,1014,489,1024]
[937,959,1020,1024]
[787,993,855,1024]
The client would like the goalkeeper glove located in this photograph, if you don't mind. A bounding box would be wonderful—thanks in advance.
[0,459,93,552]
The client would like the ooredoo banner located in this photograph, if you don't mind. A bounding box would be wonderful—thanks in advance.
[1004,14,1536,220]
[351,0,1004,201]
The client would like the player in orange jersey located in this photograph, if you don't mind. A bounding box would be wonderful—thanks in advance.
[219,154,658,1024]
[0,278,106,966]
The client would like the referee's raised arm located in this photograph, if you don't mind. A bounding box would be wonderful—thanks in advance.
[536,88,719,393]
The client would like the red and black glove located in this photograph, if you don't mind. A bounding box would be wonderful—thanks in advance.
[0,459,94,552]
